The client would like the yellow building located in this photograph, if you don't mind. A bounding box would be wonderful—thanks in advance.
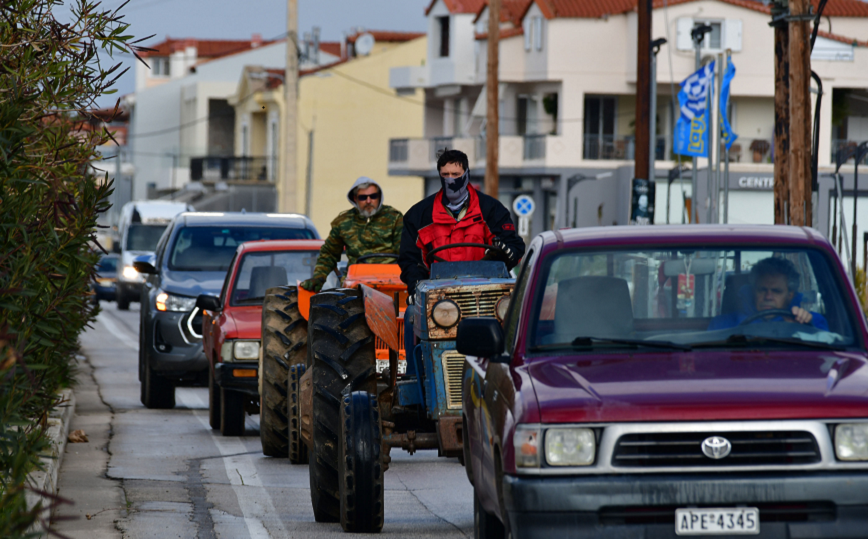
[230,32,427,234]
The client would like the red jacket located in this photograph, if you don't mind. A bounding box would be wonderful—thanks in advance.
[416,185,494,265]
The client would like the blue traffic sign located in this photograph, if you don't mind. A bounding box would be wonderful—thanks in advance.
[512,195,535,217]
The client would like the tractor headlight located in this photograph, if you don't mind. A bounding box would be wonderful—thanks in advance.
[233,341,260,361]
[432,299,460,329]
[545,428,596,466]
[835,423,868,460]
[495,295,510,322]
[155,290,196,312]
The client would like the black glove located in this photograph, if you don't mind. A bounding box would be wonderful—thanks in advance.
[483,238,518,266]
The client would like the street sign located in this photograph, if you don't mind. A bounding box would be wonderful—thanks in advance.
[513,195,535,217]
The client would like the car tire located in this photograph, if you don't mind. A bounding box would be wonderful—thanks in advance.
[208,368,221,430]
[474,489,506,539]
[288,364,308,464]
[259,286,307,458]
[339,391,384,533]
[141,360,175,409]
[308,288,376,523]
[220,387,245,436]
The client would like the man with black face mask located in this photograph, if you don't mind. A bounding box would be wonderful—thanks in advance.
[398,149,525,300]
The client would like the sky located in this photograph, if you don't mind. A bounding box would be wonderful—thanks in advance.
[75,0,430,107]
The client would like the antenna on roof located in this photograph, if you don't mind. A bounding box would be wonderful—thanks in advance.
[355,33,375,56]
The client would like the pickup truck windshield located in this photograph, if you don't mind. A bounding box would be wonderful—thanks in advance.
[530,247,858,351]
[168,227,315,272]
[230,250,319,306]
[126,224,167,251]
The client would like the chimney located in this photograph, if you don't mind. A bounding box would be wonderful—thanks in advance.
[341,32,347,60]
[251,33,262,48]
[312,27,321,65]
[303,31,312,63]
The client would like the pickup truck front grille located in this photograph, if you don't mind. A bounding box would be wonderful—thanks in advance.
[612,430,821,468]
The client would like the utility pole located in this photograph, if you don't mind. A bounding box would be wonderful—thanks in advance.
[634,0,651,188]
[650,38,667,188]
[787,0,812,227]
[690,24,712,224]
[484,0,500,198]
[771,2,789,225]
[282,0,298,213]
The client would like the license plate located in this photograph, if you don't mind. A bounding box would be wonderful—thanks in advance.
[675,507,759,536]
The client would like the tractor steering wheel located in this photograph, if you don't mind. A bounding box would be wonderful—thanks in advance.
[425,243,507,265]
[355,253,399,264]
[738,308,797,326]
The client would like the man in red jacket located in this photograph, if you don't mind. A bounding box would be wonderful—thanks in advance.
[398,149,525,299]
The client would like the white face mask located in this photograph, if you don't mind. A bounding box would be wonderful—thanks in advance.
[440,171,469,212]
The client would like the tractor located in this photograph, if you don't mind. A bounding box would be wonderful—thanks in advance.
[258,245,515,533]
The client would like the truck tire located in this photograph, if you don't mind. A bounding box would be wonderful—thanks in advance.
[260,286,307,457]
[208,368,221,430]
[117,289,130,311]
[339,391,384,533]
[308,288,377,523]
[288,364,308,464]
[220,387,245,436]
[141,360,175,409]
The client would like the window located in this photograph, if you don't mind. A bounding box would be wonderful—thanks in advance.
[151,57,170,77]
[269,120,278,180]
[533,17,543,51]
[168,226,315,272]
[452,99,462,136]
[438,16,450,57]
[523,19,532,51]
[241,124,249,157]
[230,250,319,305]
[583,96,616,159]
[126,224,168,251]
[695,21,722,51]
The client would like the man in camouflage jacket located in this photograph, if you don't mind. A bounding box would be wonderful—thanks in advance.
[300,176,403,291]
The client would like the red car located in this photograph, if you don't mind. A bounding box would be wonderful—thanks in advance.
[458,225,868,539]
[200,239,323,436]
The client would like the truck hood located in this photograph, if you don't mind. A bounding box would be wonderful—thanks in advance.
[225,307,261,340]
[527,350,868,424]
[161,269,226,298]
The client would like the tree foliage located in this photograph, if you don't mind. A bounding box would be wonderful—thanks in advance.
[0,1,146,535]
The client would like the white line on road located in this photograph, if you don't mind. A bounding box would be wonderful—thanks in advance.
[97,312,139,351]
[177,389,289,539]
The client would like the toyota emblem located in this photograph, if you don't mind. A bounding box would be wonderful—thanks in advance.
[701,436,732,459]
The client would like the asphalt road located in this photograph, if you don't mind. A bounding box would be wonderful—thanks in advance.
[53,302,473,539]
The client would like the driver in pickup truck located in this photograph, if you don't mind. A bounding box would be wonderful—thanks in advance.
[708,257,828,330]
[300,176,403,292]
[398,149,525,300]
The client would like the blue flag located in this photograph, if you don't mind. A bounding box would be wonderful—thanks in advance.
[719,59,738,151]
[674,62,715,158]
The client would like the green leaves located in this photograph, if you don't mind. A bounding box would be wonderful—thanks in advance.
[0,0,141,536]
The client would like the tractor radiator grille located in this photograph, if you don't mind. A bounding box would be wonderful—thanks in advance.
[442,289,506,318]
[441,351,466,409]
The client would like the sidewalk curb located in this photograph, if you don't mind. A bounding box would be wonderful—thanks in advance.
[25,387,75,536]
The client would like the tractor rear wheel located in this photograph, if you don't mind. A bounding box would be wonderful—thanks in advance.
[288,364,308,464]
[259,286,307,458]
[308,288,377,523]
[339,391,384,533]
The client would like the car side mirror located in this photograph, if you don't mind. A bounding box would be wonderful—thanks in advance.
[457,318,506,360]
[196,294,221,311]
[132,260,157,274]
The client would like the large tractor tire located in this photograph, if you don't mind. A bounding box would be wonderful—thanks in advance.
[259,286,308,458]
[308,288,377,523]
[288,364,308,464]
[339,391,384,533]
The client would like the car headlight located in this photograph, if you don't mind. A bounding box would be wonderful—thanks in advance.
[155,290,197,312]
[122,265,140,281]
[432,299,460,328]
[835,423,868,461]
[233,341,260,361]
[495,295,510,322]
[545,428,596,466]
[514,425,541,468]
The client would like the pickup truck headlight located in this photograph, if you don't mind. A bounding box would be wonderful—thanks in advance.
[155,290,196,312]
[233,341,260,361]
[514,426,541,468]
[545,428,596,466]
[432,299,460,328]
[835,423,868,460]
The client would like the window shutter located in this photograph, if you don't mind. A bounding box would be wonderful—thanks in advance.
[725,19,742,51]
[524,19,532,51]
[676,17,694,51]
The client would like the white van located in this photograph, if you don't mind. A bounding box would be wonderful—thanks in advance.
[116,201,194,310]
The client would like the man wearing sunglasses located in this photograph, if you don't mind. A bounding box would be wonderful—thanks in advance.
[300,176,403,292]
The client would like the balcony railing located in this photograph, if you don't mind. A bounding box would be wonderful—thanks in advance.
[832,140,868,166]
[190,156,276,182]
[523,134,547,160]
[582,135,667,161]
[389,139,409,163]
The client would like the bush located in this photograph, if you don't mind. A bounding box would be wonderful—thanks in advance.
[856,267,867,319]
[0,1,144,535]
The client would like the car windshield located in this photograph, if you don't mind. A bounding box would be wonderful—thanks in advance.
[168,227,315,272]
[231,250,319,306]
[529,247,858,352]
[97,257,118,272]
[126,224,167,251]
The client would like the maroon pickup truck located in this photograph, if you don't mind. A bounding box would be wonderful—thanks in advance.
[458,225,868,539]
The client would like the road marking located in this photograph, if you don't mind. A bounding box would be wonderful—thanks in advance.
[97,312,139,351]
[177,389,289,539]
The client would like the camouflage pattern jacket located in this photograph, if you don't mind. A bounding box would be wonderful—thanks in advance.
[310,205,404,284]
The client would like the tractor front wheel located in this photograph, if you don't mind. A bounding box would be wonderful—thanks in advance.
[339,391,384,533]
[308,288,377,523]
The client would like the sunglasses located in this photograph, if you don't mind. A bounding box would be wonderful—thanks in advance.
[356,193,381,201]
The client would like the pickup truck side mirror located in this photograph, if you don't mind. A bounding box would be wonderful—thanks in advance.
[457,318,506,361]
[196,294,221,311]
